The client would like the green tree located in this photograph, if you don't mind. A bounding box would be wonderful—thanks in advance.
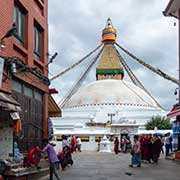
[145,115,172,130]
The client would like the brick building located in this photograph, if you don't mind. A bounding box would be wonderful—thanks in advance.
[0,0,49,153]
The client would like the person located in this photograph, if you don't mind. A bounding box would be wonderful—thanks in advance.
[67,135,72,149]
[114,137,119,154]
[121,136,129,153]
[129,135,141,167]
[169,134,173,152]
[71,135,77,153]
[126,136,132,152]
[24,146,41,168]
[160,136,165,154]
[62,135,70,149]
[42,139,61,180]
[57,145,73,170]
[147,134,153,163]
[165,133,171,157]
[140,134,149,163]
[76,136,82,152]
[151,134,161,163]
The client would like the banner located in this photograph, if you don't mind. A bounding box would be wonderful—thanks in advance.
[0,57,4,88]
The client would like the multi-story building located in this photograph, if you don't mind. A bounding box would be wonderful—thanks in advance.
[0,0,49,154]
[164,0,180,156]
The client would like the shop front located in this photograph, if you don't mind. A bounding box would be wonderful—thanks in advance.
[0,91,49,180]
[0,91,21,160]
[167,104,180,160]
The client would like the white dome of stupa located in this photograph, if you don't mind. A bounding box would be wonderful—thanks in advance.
[64,79,161,110]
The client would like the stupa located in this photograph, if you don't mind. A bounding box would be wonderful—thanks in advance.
[51,18,166,151]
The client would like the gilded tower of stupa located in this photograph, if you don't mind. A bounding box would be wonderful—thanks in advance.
[96,18,124,80]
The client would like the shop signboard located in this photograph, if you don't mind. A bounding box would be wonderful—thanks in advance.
[0,57,4,88]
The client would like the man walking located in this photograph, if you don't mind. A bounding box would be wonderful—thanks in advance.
[165,133,171,157]
[76,136,82,152]
[42,139,61,180]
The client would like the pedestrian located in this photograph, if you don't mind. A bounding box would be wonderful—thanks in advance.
[114,137,119,154]
[121,136,129,153]
[169,134,173,152]
[147,134,153,163]
[42,139,61,180]
[140,134,149,163]
[160,136,165,154]
[129,135,141,167]
[62,135,70,149]
[151,134,161,163]
[76,136,82,152]
[165,133,171,157]
[71,135,77,153]
[67,135,72,149]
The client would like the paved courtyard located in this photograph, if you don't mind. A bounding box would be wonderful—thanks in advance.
[47,151,180,180]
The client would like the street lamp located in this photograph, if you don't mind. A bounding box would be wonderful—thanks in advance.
[0,24,17,45]
[108,113,115,124]
[45,52,58,67]
[174,88,180,104]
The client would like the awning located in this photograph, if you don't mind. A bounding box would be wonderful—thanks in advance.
[167,104,180,118]
[48,95,61,117]
[163,0,180,18]
[0,92,21,112]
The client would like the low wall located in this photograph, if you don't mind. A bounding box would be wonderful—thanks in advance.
[53,140,114,152]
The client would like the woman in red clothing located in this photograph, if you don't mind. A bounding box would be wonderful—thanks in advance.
[114,137,119,154]
[71,135,77,153]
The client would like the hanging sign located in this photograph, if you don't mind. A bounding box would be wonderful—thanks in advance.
[0,57,4,88]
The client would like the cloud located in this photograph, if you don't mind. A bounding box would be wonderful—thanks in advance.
[48,0,178,110]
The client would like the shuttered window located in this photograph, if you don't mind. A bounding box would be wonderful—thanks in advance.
[13,2,26,46]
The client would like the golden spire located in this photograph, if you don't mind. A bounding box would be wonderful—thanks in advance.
[96,18,124,81]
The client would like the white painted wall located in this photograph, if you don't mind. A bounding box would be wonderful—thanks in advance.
[52,136,115,152]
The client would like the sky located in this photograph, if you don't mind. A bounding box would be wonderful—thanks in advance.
[48,0,178,111]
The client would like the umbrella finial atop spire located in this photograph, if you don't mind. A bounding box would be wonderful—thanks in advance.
[106,17,113,27]
[101,18,117,43]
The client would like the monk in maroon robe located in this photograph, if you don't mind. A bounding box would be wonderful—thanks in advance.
[114,137,119,154]
[140,135,149,162]
[151,134,161,163]
[71,135,77,153]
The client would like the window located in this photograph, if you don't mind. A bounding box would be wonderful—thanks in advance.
[34,90,42,101]
[34,24,43,59]
[14,3,26,46]
[12,80,43,101]
[24,85,33,97]
[12,80,22,93]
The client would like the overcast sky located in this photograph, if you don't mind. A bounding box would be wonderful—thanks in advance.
[48,0,178,111]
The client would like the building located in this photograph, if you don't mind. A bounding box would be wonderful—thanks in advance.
[0,0,49,157]
[51,18,166,151]
[164,0,180,154]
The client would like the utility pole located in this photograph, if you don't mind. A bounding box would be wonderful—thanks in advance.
[108,113,115,124]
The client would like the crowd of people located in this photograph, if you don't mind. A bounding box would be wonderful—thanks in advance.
[114,133,173,167]
[57,135,82,170]
[118,133,172,168]
[114,135,132,154]
[39,135,82,180]
[22,133,174,179]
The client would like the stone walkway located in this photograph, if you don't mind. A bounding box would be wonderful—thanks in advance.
[46,151,180,180]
